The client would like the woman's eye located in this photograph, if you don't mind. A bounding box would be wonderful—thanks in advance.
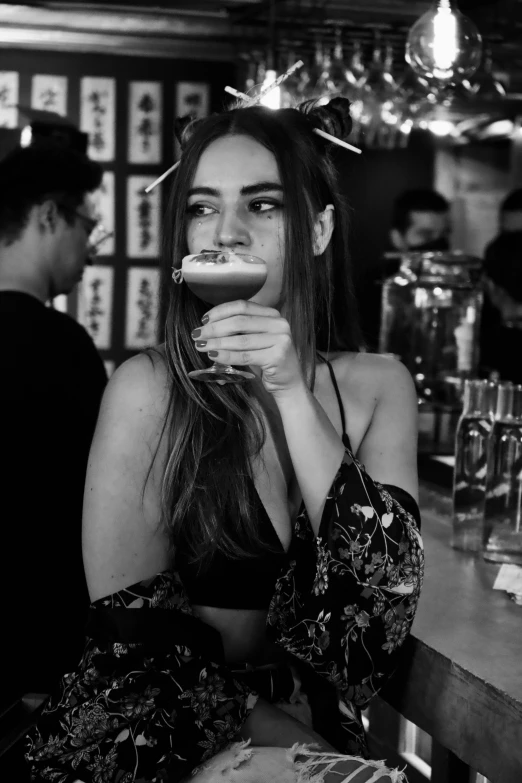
[186,204,215,218]
[250,199,281,213]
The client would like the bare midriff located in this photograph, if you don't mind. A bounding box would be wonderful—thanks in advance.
[191,605,285,665]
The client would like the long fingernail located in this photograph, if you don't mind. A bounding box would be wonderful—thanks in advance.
[201,314,209,324]
[191,328,201,338]
[196,341,207,348]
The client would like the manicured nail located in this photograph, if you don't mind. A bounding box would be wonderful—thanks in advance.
[191,328,201,338]
[208,351,219,358]
[196,341,207,348]
[201,314,209,324]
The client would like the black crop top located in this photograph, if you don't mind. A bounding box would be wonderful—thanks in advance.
[177,358,349,610]
[177,481,288,610]
[177,357,419,611]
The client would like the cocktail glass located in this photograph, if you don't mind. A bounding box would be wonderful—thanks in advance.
[181,250,268,383]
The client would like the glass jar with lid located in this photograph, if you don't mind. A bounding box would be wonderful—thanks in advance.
[379,251,483,452]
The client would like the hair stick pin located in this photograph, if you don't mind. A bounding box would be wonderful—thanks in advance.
[224,86,362,155]
[242,61,304,108]
[144,160,180,194]
[313,128,362,155]
[224,86,250,101]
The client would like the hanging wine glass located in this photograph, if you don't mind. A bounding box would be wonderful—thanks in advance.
[279,48,302,107]
[358,34,400,147]
[327,28,352,97]
[396,69,436,145]
[302,39,328,100]
[243,53,262,100]
[345,40,367,143]
[312,45,334,105]
[463,49,506,99]
[350,40,367,84]
[378,44,406,148]
[293,50,313,100]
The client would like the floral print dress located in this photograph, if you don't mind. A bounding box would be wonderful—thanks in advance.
[25,445,423,783]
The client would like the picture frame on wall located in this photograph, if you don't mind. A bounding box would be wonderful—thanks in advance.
[31,75,68,117]
[80,76,116,162]
[91,171,116,257]
[176,81,209,120]
[125,266,160,350]
[126,176,161,259]
[77,265,114,350]
[0,71,19,128]
[128,81,162,165]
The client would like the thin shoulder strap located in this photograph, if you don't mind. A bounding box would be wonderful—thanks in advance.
[321,357,352,451]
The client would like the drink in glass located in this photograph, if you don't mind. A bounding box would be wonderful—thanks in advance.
[180,250,268,383]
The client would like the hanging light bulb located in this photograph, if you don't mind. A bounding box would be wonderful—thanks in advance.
[259,69,281,109]
[406,0,482,85]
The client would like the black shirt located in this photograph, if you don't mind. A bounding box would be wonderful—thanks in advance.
[0,291,107,700]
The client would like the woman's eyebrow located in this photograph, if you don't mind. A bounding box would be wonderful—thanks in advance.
[187,182,283,198]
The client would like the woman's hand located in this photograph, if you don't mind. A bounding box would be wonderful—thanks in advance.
[192,300,305,396]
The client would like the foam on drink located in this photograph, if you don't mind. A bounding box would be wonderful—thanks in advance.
[181,251,267,305]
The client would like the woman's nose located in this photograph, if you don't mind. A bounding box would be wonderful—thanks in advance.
[214,209,250,248]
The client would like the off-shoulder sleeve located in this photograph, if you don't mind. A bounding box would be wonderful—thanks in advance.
[268,449,424,713]
[24,572,259,783]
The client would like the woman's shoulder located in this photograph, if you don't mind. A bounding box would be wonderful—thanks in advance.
[327,350,416,404]
[104,346,170,419]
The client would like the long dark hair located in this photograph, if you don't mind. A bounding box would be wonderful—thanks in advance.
[155,98,362,569]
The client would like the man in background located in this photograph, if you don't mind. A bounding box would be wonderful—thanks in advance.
[389,188,451,254]
[480,188,522,382]
[0,143,107,699]
[359,188,451,350]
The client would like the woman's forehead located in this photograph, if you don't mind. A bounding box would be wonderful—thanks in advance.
[192,134,281,187]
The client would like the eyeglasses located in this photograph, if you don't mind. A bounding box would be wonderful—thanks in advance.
[58,204,98,238]
[72,210,98,238]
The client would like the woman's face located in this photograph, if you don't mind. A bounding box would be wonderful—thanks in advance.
[186,134,286,308]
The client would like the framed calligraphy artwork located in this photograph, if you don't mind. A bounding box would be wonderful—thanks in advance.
[128,81,162,164]
[0,72,19,128]
[80,77,116,162]
[77,265,114,349]
[31,75,68,116]
[90,171,116,257]
[126,176,161,259]
[125,266,160,349]
[176,81,209,120]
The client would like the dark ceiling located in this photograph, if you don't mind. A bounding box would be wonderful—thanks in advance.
[6,1,522,89]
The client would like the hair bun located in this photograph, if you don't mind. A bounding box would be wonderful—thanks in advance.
[299,97,353,144]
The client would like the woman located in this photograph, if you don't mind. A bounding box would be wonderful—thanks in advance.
[25,99,423,782]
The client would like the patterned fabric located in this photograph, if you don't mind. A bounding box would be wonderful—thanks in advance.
[25,449,423,782]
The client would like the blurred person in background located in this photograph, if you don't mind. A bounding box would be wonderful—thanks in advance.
[358,188,451,350]
[0,143,107,700]
[480,188,522,383]
[389,188,451,255]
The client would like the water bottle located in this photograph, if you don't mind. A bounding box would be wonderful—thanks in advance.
[483,383,522,565]
[452,379,497,552]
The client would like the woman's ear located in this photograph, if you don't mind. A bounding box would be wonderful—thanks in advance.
[313,204,335,256]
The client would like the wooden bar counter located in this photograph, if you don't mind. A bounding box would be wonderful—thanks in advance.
[380,483,522,783]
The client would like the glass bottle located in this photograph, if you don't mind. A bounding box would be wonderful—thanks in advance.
[452,379,497,552]
[483,383,522,565]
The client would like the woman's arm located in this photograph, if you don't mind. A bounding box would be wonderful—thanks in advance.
[273,354,418,533]
[82,352,171,601]
[269,356,422,712]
